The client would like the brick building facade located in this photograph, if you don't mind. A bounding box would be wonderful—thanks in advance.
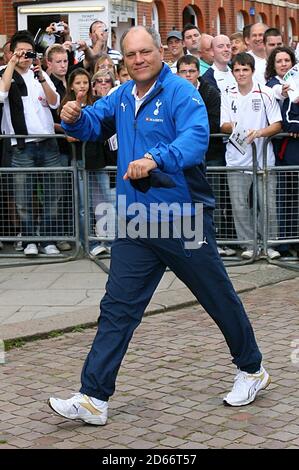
[139,0,299,45]
[0,1,298,48]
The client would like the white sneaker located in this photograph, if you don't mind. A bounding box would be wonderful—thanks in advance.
[90,244,107,257]
[24,243,38,256]
[223,365,271,406]
[241,249,254,259]
[48,393,108,425]
[41,244,60,255]
[105,244,112,255]
[266,248,281,260]
[14,233,23,251]
[224,246,236,256]
[217,246,226,256]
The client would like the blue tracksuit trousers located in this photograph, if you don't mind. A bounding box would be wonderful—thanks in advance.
[80,211,262,401]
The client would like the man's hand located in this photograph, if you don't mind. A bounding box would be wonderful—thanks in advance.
[60,91,84,124]
[76,40,88,52]
[282,83,291,98]
[123,157,157,180]
[246,129,262,144]
[62,40,72,53]
[66,135,80,142]
[9,50,24,66]
[61,21,71,41]
[32,57,43,81]
[45,23,57,35]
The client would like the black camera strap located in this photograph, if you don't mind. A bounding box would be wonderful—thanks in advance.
[0,68,28,148]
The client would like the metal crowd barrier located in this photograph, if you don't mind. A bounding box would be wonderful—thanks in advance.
[1,133,298,271]
[0,134,81,267]
[83,134,298,270]
[263,134,299,270]
[80,141,116,273]
[206,135,259,265]
[82,137,261,270]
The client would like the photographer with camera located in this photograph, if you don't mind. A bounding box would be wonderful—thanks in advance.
[44,21,93,71]
[0,30,63,256]
[69,20,122,75]
[45,21,72,43]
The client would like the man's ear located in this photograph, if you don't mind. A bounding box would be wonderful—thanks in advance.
[159,46,164,60]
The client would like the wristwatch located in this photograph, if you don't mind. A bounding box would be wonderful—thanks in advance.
[143,152,153,160]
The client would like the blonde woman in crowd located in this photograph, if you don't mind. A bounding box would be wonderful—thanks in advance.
[91,69,115,97]
[93,53,115,76]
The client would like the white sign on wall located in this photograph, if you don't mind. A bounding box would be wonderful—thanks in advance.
[110,1,136,23]
[70,12,104,42]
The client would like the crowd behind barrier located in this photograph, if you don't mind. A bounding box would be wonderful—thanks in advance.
[0,134,81,265]
[0,133,299,270]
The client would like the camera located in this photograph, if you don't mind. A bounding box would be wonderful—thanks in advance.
[24,51,37,59]
[71,43,80,52]
[53,22,64,33]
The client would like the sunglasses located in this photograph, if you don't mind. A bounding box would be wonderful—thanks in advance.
[98,64,114,70]
[94,79,112,84]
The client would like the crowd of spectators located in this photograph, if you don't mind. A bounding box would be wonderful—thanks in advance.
[0,19,299,258]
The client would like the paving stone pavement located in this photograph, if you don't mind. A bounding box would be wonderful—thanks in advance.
[1,278,299,449]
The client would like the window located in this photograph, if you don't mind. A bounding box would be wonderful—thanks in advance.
[236,12,244,31]
[152,3,159,32]
[216,13,221,35]
[256,14,263,24]
[183,5,198,27]
[288,19,293,46]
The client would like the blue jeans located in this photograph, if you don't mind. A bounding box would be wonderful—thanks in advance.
[11,139,62,241]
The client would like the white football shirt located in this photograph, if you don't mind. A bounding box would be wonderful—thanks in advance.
[221,81,282,168]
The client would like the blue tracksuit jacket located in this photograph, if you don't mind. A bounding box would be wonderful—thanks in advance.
[62,64,215,216]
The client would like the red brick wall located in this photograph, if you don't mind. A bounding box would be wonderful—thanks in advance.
[0,1,298,45]
[139,0,299,45]
[0,0,16,41]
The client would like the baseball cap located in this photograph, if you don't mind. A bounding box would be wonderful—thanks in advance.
[167,30,182,41]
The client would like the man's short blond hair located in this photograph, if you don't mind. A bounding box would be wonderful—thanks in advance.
[230,32,243,42]
[46,44,67,61]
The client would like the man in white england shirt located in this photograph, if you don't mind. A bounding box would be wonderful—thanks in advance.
[221,52,282,260]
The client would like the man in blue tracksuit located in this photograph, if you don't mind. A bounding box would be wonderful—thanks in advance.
[48,26,270,426]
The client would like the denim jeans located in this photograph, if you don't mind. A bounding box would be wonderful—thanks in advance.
[11,139,62,241]
[78,170,116,249]
[227,172,278,249]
